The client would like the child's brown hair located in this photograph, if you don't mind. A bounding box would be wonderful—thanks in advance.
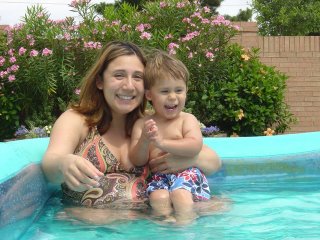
[144,50,189,90]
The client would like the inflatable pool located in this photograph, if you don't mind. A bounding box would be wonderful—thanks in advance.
[1,132,320,239]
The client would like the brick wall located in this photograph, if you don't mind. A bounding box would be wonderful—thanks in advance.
[232,22,320,133]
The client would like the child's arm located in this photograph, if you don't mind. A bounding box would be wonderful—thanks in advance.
[151,113,203,157]
[129,118,152,166]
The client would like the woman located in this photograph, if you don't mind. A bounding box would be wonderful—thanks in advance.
[41,41,221,213]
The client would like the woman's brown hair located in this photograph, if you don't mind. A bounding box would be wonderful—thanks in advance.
[70,41,147,136]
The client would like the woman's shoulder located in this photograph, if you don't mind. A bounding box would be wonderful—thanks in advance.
[60,109,86,122]
[56,109,89,138]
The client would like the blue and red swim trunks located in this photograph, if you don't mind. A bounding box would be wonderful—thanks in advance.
[146,167,211,201]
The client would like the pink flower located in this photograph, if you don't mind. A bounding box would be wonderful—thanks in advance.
[84,41,102,49]
[27,34,35,46]
[203,6,211,13]
[74,88,81,95]
[8,49,14,56]
[206,51,214,58]
[181,31,200,42]
[168,42,179,49]
[140,32,152,40]
[42,48,53,56]
[10,64,19,72]
[0,71,8,78]
[0,56,5,66]
[233,25,240,31]
[136,23,145,32]
[19,47,27,55]
[8,75,15,82]
[201,18,210,24]
[176,2,186,8]
[188,52,193,59]
[168,42,179,55]
[159,2,167,8]
[29,39,35,46]
[30,50,39,57]
[182,17,191,23]
[70,0,89,8]
[164,34,173,39]
[64,33,71,40]
[206,51,215,61]
[111,20,120,26]
[9,57,16,63]
[191,12,201,19]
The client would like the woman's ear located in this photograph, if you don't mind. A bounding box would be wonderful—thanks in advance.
[96,75,103,90]
[145,90,152,101]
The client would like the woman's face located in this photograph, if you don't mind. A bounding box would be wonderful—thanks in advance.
[97,55,145,116]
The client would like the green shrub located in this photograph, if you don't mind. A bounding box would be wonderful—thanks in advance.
[189,44,296,136]
[0,0,295,140]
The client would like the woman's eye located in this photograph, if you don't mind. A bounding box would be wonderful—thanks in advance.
[115,74,124,79]
[134,75,143,81]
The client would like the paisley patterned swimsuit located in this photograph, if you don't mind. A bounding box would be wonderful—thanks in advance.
[61,128,150,209]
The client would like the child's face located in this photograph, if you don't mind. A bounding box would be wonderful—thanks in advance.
[145,77,187,120]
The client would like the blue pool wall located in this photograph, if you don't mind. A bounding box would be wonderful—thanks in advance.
[1,131,320,239]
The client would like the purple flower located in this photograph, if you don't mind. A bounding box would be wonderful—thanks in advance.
[14,125,29,137]
[201,125,220,136]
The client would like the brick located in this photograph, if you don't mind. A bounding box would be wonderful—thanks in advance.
[310,36,315,51]
[279,36,285,53]
[262,52,280,57]
[264,36,269,52]
[304,37,310,51]
[280,52,297,57]
[274,37,280,52]
[268,37,275,52]
[305,96,320,101]
[299,36,305,51]
[314,36,319,51]
[313,102,320,107]
[290,37,295,52]
[290,102,313,107]
[285,37,290,52]
[297,52,314,57]
[294,37,300,51]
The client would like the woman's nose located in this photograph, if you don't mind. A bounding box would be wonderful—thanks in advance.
[122,77,134,89]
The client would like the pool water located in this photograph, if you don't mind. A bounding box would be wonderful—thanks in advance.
[21,174,320,240]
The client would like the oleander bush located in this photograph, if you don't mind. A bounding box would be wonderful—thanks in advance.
[0,0,296,140]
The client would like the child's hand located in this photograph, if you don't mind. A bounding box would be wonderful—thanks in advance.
[144,119,163,147]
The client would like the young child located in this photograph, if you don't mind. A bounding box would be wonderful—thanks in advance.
[130,50,210,223]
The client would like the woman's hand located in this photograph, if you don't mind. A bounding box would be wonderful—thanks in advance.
[148,145,221,176]
[60,154,104,192]
[148,152,197,174]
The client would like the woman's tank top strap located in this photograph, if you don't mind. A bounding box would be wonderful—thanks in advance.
[74,127,99,155]
[74,127,121,174]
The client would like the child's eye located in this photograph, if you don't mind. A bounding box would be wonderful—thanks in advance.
[161,90,169,94]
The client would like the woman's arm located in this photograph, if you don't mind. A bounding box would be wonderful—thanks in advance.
[148,144,221,176]
[41,110,103,191]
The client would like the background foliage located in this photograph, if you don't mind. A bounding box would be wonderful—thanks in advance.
[252,0,320,36]
[0,0,296,140]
